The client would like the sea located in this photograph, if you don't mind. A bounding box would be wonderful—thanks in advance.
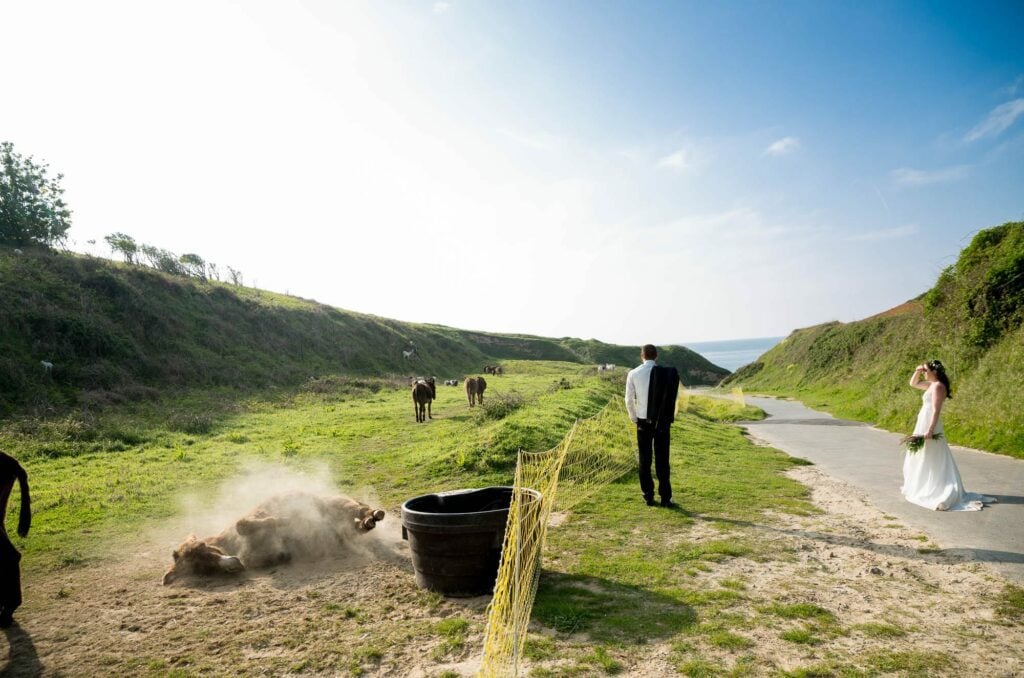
[685,336,785,372]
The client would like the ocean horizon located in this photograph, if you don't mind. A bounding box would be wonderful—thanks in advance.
[683,336,785,373]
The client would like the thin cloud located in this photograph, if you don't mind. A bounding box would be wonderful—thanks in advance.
[844,223,919,242]
[657,143,710,172]
[1003,75,1024,97]
[964,98,1024,142]
[432,2,451,14]
[764,136,800,156]
[496,126,559,151]
[890,165,970,187]
[657,148,693,170]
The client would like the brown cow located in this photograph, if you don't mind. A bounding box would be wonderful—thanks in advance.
[465,376,487,407]
[412,377,436,423]
[162,492,385,585]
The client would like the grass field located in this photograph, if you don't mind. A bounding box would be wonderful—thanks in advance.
[3,361,1021,676]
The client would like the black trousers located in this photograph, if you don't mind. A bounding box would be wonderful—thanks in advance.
[0,536,21,624]
[637,420,671,502]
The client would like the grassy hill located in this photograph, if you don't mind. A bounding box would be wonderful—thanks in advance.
[725,221,1024,458]
[0,249,728,414]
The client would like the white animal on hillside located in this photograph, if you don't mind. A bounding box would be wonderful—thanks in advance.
[402,349,416,360]
[13,249,23,256]
[40,361,53,375]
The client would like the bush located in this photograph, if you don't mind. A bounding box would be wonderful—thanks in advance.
[168,413,214,435]
[480,391,526,420]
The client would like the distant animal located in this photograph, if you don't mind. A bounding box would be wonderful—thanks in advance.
[597,364,616,372]
[162,492,385,585]
[12,249,23,256]
[443,379,459,386]
[493,365,503,376]
[402,349,417,360]
[465,376,487,407]
[0,451,31,628]
[483,365,494,375]
[40,361,53,375]
[412,377,436,423]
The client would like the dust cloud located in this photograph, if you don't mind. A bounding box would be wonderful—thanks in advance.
[153,459,408,581]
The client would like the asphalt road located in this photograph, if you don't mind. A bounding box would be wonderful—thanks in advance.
[733,395,1024,584]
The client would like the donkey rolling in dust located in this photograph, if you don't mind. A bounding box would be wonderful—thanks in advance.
[0,452,31,628]
[163,492,385,585]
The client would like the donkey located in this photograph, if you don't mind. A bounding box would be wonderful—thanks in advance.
[412,377,436,423]
[0,452,31,628]
[163,493,385,585]
[465,376,487,407]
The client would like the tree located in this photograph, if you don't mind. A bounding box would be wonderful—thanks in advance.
[0,142,72,247]
[227,266,243,286]
[179,253,206,279]
[141,244,185,276]
[104,232,138,264]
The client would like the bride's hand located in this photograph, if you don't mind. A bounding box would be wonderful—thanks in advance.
[923,431,933,440]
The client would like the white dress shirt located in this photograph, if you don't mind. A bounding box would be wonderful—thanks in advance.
[625,359,656,423]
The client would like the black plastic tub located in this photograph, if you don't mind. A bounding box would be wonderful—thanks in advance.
[401,486,540,596]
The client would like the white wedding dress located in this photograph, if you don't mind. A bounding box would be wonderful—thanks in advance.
[901,386,994,511]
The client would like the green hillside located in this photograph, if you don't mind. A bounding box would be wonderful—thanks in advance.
[0,249,727,414]
[725,221,1024,458]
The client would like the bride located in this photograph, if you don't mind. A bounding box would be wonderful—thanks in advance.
[902,360,994,511]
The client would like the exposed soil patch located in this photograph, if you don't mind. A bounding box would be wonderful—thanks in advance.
[4,467,1023,676]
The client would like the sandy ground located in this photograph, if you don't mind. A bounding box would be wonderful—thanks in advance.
[3,467,1023,676]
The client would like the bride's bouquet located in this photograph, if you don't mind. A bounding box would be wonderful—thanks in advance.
[900,433,942,453]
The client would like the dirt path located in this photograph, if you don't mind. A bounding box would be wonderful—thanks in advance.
[3,466,1023,675]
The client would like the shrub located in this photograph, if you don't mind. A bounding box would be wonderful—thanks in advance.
[480,391,526,420]
[169,413,214,435]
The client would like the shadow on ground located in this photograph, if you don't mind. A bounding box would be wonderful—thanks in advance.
[1,622,43,678]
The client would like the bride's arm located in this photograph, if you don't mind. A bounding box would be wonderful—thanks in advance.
[925,383,947,438]
[909,365,928,390]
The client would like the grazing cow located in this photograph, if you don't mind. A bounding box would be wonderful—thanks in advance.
[412,377,436,423]
[493,365,503,376]
[12,249,23,256]
[402,349,416,360]
[0,452,31,628]
[162,492,385,585]
[40,361,53,376]
[443,379,458,386]
[465,376,487,407]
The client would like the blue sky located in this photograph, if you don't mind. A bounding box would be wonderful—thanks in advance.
[2,1,1022,343]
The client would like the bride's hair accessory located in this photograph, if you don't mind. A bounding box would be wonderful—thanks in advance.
[925,359,953,399]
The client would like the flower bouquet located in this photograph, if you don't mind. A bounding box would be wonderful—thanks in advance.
[900,432,942,453]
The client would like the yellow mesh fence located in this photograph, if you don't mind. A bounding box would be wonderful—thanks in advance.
[730,386,746,407]
[675,381,689,416]
[478,399,636,677]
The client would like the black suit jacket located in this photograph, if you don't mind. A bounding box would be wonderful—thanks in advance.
[647,365,680,431]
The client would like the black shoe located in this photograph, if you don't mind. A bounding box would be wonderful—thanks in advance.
[644,498,656,506]
[660,500,678,509]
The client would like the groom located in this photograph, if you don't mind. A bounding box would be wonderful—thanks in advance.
[625,345,680,508]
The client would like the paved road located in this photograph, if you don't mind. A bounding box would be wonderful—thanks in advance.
[732,395,1024,584]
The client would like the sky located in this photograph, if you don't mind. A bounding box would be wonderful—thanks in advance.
[2,0,1023,344]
